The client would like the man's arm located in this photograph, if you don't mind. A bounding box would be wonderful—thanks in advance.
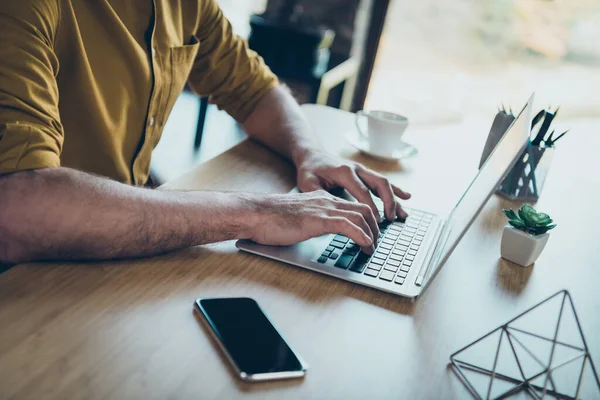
[186,0,411,225]
[242,86,412,223]
[0,168,377,264]
[0,168,244,262]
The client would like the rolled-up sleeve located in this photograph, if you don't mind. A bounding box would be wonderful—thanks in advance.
[0,1,63,174]
[187,0,279,123]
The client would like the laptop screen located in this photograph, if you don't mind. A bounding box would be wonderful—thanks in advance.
[423,95,533,285]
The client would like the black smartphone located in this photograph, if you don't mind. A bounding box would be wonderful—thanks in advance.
[194,297,307,382]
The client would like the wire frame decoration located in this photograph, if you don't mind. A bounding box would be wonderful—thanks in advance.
[450,290,600,399]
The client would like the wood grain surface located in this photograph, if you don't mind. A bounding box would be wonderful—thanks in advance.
[1,105,598,399]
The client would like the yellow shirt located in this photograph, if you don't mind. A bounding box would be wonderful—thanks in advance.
[0,0,278,185]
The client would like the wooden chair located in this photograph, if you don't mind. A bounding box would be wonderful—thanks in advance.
[194,97,210,150]
[187,54,358,152]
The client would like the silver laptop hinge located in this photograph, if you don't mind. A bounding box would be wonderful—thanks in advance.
[414,222,445,286]
[415,223,452,289]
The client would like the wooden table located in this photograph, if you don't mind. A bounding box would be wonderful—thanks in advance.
[1,105,599,399]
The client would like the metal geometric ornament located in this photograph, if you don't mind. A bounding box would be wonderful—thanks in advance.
[450,290,600,399]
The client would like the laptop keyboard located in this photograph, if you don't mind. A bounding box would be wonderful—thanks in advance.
[317,209,433,285]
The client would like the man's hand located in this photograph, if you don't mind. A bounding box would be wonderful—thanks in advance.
[242,85,410,245]
[244,190,378,254]
[295,149,411,223]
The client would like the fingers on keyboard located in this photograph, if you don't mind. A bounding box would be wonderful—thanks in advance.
[318,212,433,285]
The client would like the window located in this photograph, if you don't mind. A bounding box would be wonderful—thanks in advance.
[366,0,600,124]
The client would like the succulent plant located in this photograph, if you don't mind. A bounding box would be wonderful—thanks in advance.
[503,205,557,236]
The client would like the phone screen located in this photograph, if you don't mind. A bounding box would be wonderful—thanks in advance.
[196,298,305,377]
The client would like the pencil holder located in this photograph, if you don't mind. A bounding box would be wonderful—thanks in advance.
[496,144,554,202]
[480,105,564,203]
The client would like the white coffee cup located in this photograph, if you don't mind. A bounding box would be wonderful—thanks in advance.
[355,110,409,157]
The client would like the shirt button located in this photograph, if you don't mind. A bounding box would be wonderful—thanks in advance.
[151,47,156,57]
[149,116,155,126]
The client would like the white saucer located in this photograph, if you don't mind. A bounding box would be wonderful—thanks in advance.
[345,130,418,161]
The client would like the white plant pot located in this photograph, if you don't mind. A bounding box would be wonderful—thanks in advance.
[500,226,550,267]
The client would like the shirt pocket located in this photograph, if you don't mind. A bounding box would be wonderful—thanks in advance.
[159,36,200,127]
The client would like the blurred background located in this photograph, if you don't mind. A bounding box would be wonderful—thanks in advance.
[367,0,600,123]
[152,0,600,182]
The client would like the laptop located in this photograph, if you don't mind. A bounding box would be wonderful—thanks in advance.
[237,95,533,299]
